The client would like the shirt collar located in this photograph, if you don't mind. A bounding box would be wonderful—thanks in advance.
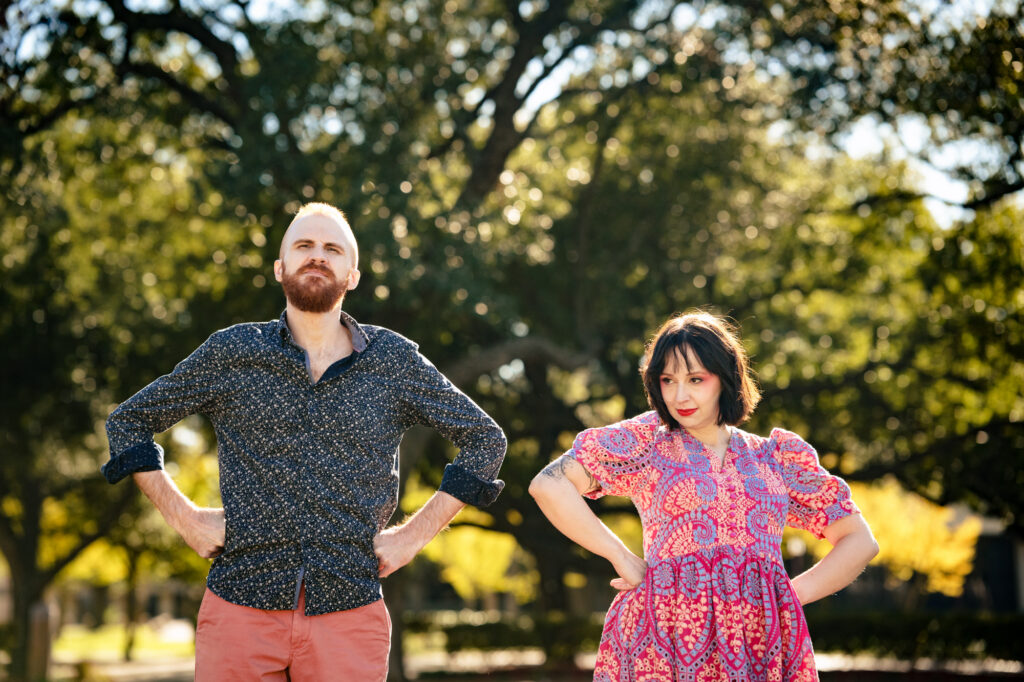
[277,309,369,353]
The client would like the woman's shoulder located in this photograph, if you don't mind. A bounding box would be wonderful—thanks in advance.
[573,410,662,457]
[609,410,663,442]
[731,425,813,458]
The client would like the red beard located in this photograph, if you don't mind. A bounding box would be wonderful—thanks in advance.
[280,263,348,313]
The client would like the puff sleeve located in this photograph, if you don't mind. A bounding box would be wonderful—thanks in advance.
[771,428,860,539]
[568,411,661,499]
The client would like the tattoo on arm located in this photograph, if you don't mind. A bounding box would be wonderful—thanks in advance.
[539,456,571,479]
[541,454,601,494]
[581,468,601,494]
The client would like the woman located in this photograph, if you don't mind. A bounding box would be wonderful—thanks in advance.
[529,311,878,681]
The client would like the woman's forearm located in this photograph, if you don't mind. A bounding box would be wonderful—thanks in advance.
[530,475,631,560]
[791,515,879,605]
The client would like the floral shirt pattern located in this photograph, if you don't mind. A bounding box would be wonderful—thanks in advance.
[104,311,506,615]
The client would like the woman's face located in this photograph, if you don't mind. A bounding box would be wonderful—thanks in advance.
[659,346,723,434]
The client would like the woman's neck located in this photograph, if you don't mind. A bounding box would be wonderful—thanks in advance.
[687,424,730,451]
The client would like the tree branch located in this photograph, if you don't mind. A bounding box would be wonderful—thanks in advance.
[123,60,236,125]
[105,0,239,80]
[442,335,591,388]
[964,180,1024,210]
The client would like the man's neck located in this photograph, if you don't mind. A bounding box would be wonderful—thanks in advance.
[284,304,352,355]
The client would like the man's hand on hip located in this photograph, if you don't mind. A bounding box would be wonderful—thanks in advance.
[373,526,421,578]
[179,507,226,559]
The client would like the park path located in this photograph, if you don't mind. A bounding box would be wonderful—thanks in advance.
[47,651,1023,681]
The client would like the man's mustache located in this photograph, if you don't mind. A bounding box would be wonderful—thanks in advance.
[297,264,335,278]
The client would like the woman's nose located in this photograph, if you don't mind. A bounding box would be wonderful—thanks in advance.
[673,383,687,402]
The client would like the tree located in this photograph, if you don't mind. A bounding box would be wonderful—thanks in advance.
[3,0,1021,677]
[0,107,254,678]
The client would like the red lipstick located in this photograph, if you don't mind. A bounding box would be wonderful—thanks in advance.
[676,408,697,417]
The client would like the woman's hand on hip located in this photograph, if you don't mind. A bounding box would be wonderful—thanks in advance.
[609,549,647,590]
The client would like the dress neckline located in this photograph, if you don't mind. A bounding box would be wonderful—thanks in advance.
[678,426,735,473]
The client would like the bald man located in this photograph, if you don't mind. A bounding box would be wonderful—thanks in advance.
[103,202,507,681]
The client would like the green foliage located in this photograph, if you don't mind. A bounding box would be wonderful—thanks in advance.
[1,0,1022,676]
[806,611,1024,662]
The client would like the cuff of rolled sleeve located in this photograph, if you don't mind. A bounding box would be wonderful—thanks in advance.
[439,463,505,507]
[101,441,165,484]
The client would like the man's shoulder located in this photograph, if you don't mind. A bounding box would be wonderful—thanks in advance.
[205,320,280,350]
[361,324,420,354]
[362,323,413,346]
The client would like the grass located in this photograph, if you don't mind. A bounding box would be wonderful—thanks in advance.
[52,623,195,662]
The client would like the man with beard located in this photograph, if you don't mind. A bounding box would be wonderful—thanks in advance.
[102,202,507,681]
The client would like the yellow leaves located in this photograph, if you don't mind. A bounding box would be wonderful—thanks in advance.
[799,477,981,597]
[421,526,537,604]
[58,539,128,585]
[401,475,536,602]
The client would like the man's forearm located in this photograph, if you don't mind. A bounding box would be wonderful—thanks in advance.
[400,491,465,546]
[133,470,197,529]
[374,491,465,578]
[133,470,226,559]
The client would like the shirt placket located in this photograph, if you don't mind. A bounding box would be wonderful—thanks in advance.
[286,338,320,612]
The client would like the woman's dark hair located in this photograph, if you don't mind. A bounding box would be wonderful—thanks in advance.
[640,311,761,429]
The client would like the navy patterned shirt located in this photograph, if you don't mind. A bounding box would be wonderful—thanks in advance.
[103,311,507,615]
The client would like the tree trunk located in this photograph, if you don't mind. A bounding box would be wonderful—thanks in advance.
[8,573,44,682]
[123,547,140,662]
[27,600,52,682]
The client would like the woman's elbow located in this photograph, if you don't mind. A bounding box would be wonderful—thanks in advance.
[528,474,547,500]
[865,535,880,561]
[528,473,559,501]
[852,527,880,566]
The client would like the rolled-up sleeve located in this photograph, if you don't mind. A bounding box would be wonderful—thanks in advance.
[398,348,506,507]
[103,333,226,484]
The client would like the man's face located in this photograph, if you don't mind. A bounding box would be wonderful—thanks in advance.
[274,214,360,313]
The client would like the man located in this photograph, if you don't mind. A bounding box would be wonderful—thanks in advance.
[102,202,507,681]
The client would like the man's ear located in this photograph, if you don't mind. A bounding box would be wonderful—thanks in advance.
[347,268,361,290]
[273,259,283,282]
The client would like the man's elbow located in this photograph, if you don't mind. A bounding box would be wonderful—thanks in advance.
[494,429,509,459]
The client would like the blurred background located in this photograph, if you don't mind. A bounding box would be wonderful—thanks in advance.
[1,0,1022,680]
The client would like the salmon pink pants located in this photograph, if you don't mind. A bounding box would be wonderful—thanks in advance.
[194,585,391,681]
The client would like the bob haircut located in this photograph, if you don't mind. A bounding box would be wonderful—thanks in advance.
[640,311,761,429]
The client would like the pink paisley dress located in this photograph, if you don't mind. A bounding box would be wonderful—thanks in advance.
[570,411,860,682]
